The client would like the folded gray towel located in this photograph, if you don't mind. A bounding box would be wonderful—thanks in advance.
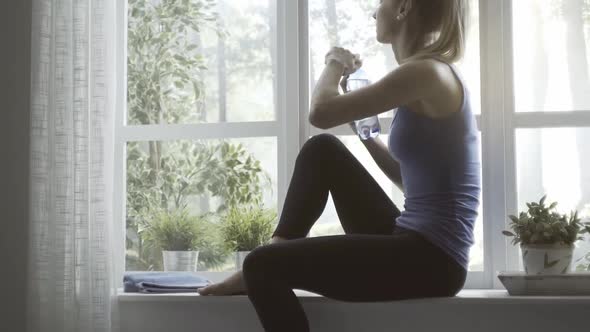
[124,272,212,293]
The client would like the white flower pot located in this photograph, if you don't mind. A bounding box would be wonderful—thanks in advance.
[235,251,251,270]
[521,243,575,275]
[162,250,199,271]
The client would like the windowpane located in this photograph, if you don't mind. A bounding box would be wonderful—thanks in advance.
[308,0,480,116]
[516,128,590,271]
[125,138,277,272]
[308,134,484,272]
[472,130,483,272]
[513,0,590,112]
[127,0,276,125]
[460,0,481,115]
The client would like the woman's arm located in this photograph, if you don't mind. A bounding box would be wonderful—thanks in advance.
[310,57,446,130]
[361,136,404,193]
[342,85,403,192]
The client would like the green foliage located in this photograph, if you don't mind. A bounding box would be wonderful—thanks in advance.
[125,139,271,270]
[126,140,269,217]
[220,204,278,252]
[192,217,232,271]
[574,251,590,271]
[125,0,276,271]
[127,0,222,125]
[137,208,231,271]
[212,141,271,212]
[140,208,206,251]
[502,195,590,246]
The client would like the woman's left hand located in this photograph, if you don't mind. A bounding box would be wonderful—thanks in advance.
[348,121,359,135]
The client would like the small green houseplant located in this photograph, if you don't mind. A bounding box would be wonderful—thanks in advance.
[220,204,277,269]
[502,195,590,274]
[140,208,207,271]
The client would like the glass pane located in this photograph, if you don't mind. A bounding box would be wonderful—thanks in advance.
[308,134,484,272]
[308,0,481,116]
[513,0,590,112]
[460,0,481,115]
[516,128,590,271]
[127,0,276,125]
[125,138,277,272]
[472,131,484,271]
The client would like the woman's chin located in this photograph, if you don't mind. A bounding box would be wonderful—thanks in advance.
[375,35,387,44]
[375,32,390,44]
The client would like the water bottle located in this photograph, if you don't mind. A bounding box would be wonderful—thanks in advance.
[346,68,380,140]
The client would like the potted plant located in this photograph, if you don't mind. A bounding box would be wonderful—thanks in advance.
[220,204,277,269]
[502,195,590,275]
[140,208,206,271]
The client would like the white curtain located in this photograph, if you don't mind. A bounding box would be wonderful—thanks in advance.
[28,0,119,331]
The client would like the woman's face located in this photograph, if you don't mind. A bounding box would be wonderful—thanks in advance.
[373,0,404,43]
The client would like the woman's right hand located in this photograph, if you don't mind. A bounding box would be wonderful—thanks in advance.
[325,47,362,76]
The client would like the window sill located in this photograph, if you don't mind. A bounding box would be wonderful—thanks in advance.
[118,289,590,332]
[117,288,590,304]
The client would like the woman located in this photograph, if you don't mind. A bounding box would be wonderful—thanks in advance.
[198,0,480,331]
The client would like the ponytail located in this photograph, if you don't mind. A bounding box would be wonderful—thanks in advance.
[404,0,468,64]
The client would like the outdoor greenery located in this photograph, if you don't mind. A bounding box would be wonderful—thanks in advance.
[574,252,590,271]
[502,195,590,246]
[220,204,278,252]
[126,0,275,271]
[127,0,219,126]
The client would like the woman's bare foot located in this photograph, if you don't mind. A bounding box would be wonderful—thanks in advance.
[197,236,289,296]
[198,269,246,296]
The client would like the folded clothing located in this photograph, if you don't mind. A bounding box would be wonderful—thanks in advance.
[124,272,213,293]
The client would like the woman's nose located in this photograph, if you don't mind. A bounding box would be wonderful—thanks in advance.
[372,11,377,20]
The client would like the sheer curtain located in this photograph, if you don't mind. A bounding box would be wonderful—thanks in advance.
[28,0,119,331]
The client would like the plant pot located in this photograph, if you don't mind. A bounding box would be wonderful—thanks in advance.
[521,243,575,275]
[235,251,251,270]
[162,250,199,272]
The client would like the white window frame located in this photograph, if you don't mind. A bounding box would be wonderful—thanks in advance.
[114,0,590,290]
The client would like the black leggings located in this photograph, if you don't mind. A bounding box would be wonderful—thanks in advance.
[242,134,467,332]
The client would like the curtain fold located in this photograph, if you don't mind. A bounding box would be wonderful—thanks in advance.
[28,0,119,331]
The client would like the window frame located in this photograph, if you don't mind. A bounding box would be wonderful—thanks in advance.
[114,0,590,290]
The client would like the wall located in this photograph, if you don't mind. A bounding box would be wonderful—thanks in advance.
[119,295,590,332]
[0,0,32,331]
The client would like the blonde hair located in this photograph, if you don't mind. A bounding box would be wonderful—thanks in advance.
[404,0,468,64]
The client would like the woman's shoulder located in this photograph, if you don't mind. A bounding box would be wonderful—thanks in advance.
[397,56,462,88]
[399,57,465,119]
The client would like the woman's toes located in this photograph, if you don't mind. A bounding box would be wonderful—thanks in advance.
[198,284,219,296]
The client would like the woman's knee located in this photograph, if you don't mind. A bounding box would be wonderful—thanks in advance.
[306,133,341,146]
[242,245,274,277]
[299,133,344,159]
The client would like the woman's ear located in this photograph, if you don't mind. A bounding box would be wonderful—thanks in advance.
[396,0,413,20]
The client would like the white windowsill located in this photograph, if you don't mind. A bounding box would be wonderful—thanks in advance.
[117,288,590,304]
[118,288,590,332]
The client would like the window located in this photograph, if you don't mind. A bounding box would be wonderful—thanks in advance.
[115,0,590,287]
[511,0,590,271]
[121,0,279,272]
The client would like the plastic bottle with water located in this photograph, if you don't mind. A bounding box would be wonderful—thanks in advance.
[346,68,381,140]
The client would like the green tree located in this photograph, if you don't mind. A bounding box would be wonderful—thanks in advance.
[126,0,274,271]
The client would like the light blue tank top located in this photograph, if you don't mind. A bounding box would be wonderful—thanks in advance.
[388,63,481,271]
